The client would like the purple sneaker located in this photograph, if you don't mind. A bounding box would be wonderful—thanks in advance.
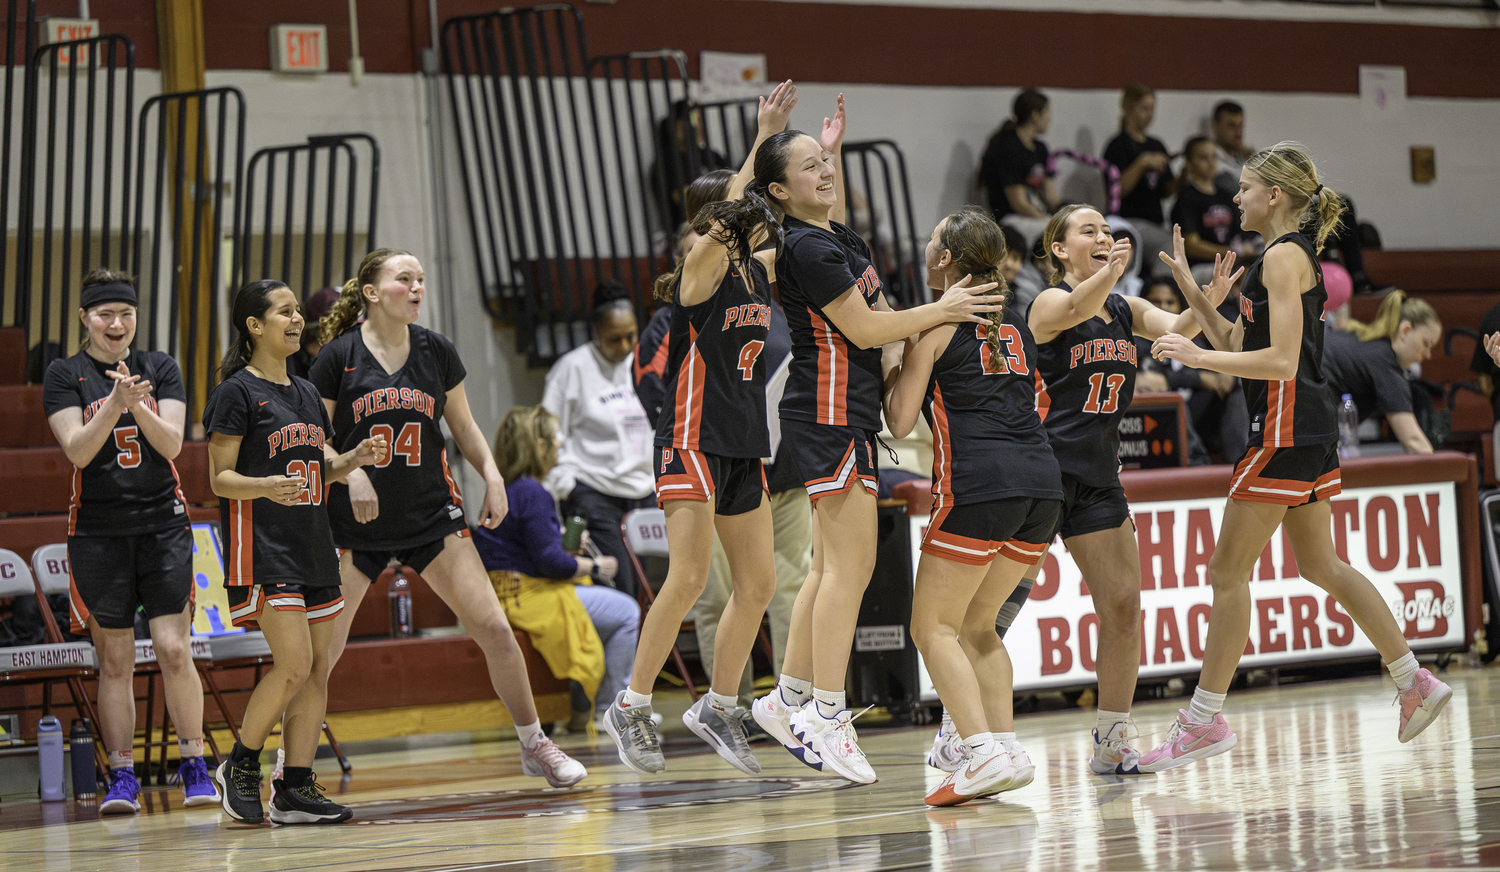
[100,767,141,815]
[179,755,221,807]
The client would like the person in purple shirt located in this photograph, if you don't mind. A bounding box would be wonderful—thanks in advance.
[474,405,644,729]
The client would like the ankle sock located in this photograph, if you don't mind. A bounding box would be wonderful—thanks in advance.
[622,688,653,709]
[963,731,996,757]
[1096,708,1131,739]
[515,720,544,749]
[996,731,1020,752]
[177,737,204,759]
[777,675,812,708]
[940,709,955,735]
[107,749,133,771]
[813,687,845,720]
[1187,688,1226,725]
[275,746,286,771]
[230,742,261,767]
[707,690,737,714]
[281,766,313,787]
[1387,651,1420,691]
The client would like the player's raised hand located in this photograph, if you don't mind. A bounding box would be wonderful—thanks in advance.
[758,79,797,136]
[1152,332,1205,369]
[1105,237,1132,279]
[1202,251,1245,309]
[820,93,846,154]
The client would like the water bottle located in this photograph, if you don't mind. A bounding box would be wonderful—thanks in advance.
[1337,394,1361,459]
[37,715,65,801]
[389,565,414,638]
[561,515,588,553]
[70,718,97,800]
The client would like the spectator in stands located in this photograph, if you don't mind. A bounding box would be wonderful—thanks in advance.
[979,89,1059,241]
[289,286,341,380]
[1134,279,1244,462]
[1109,222,1146,297]
[654,101,732,231]
[1172,136,1260,270]
[1210,100,1253,189]
[1325,290,1442,454]
[999,225,1027,287]
[1103,84,1173,270]
[1473,302,1500,440]
[1008,232,1051,315]
[544,284,654,597]
[477,405,645,732]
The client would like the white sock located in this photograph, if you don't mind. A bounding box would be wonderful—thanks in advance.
[515,720,544,749]
[1187,688,1226,725]
[996,731,1020,752]
[963,731,996,757]
[707,690,737,714]
[275,746,286,771]
[108,749,133,771]
[1387,651,1420,691]
[777,675,812,708]
[1096,708,1131,740]
[940,709,955,735]
[177,736,204,759]
[622,688,652,709]
[813,687,845,720]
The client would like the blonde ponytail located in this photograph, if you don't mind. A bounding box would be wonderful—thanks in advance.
[319,247,413,344]
[1346,289,1441,342]
[1243,141,1348,251]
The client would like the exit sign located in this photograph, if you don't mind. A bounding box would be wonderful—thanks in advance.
[37,18,98,65]
[270,24,328,73]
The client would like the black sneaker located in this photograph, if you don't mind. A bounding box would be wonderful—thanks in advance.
[215,758,265,824]
[270,778,353,824]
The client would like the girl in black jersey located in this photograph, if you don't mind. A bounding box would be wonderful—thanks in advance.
[204,280,387,825]
[1144,143,1450,771]
[604,84,799,778]
[743,95,1003,785]
[42,269,218,814]
[1022,204,1234,776]
[885,208,1062,806]
[310,249,587,789]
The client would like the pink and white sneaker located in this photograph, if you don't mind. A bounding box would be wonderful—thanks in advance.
[520,735,588,788]
[1397,668,1452,743]
[1137,711,1237,773]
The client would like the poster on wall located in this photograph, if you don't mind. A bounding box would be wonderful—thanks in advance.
[907,481,1463,699]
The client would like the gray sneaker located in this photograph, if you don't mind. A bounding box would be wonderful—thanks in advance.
[604,691,665,774]
[683,695,761,775]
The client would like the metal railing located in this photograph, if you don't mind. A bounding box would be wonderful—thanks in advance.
[843,140,923,309]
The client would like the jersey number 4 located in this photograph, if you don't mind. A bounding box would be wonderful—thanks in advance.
[369,422,422,467]
[285,460,324,505]
[977,324,1028,375]
[113,427,143,468]
[737,340,765,381]
[1082,373,1127,414]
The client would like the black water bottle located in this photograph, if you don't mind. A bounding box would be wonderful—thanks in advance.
[70,718,96,800]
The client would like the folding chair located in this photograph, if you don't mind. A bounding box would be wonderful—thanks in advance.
[0,547,108,774]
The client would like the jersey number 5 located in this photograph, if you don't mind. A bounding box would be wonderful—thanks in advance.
[369,422,422,467]
[976,324,1028,375]
[737,340,765,381]
[1082,373,1127,414]
[114,427,143,468]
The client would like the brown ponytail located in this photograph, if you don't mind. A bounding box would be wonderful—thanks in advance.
[320,248,412,344]
[1346,289,1441,342]
[1243,141,1348,251]
[936,206,1011,359]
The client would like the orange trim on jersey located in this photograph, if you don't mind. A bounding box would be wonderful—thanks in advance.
[1033,369,1051,423]
[1229,447,1335,506]
[809,308,848,426]
[633,326,671,383]
[227,499,253,586]
[1264,379,1297,448]
[656,448,716,504]
[803,437,877,504]
[921,506,999,566]
[671,326,705,451]
[67,467,81,536]
[166,459,188,509]
[67,563,90,635]
[439,448,465,508]
[928,384,955,508]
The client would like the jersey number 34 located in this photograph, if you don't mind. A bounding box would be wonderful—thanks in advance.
[369,422,423,467]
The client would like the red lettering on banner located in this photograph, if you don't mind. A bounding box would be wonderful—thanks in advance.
[1030,552,1060,601]
[1038,618,1072,675]
[1405,493,1441,568]
[1366,496,1400,572]
[1154,607,1185,663]
[1394,580,1450,639]
[1135,511,1175,589]
[1326,596,1355,646]
[1079,614,1100,672]
[1257,599,1287,652]
[1289,595,1322,650]
[1331,499,1360,564]
[1188,604,1211,659]
[1183,508,1214,587]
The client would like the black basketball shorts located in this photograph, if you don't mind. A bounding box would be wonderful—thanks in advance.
[654,447,767,516]
[780,419,878,506]
[1053,474,1133,540]
[227,583,344,630]
[922,497,1061,567]
[67,525,194,635]
[346,529,472,583]
[1229,442,1341,507]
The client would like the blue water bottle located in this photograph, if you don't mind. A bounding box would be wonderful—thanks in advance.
[37,715,65,801]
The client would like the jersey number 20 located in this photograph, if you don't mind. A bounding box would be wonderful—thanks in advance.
[285,460,324,505]
[369,422,422,467]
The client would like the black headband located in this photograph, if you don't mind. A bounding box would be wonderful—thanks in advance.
[80,280,138,310]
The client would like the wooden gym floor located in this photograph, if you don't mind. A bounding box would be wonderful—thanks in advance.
[1,667,1496,871]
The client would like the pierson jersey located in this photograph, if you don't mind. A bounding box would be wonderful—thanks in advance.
[777,217,885,432]
[1238,232,1337,447]
[1029,290,1138,486]
[202,370,340,587]
[309,324,469,551]
[654,257,772,459]
[41,350,188,536]
[924,308,1062,508]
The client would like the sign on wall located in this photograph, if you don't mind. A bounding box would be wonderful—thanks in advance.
[37,18,98,65]
[270,24,329,74]
[908,481,1463,699]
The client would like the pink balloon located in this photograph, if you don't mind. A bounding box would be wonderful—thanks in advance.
[1322,260,1353,312]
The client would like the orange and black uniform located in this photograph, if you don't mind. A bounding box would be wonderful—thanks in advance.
[1229,232,1341,506]
[921,309,1061,565]
[309,325,470,581]
[202,370,343,627]
[42,350,192,634]
[653,259,771,515]
[777,217,882,503]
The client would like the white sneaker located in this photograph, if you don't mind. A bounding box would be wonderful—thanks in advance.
[1003,741,1035,791]
[521,734,588,787]
[789,704,876,784]
[751,693,823,770]
[1089,717,1145,775]
[927,722,964,773]
[925,746,1016,807]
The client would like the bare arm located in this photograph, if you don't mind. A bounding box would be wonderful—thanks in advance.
[206,433,305,504]
[1027,238,1131,344]
[677,230,733,307]
[443,381,509,528]
[883,326,950,439]
[1004,184,1046,219]
[822,276,1000,350]
[1387,412,1434,455]
[131,398,186,461]
[1183,231,1229,263]
[728,80,796,201]
[47,363,150,468]
[1160,225,1239,352]
[821,93,848,226]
